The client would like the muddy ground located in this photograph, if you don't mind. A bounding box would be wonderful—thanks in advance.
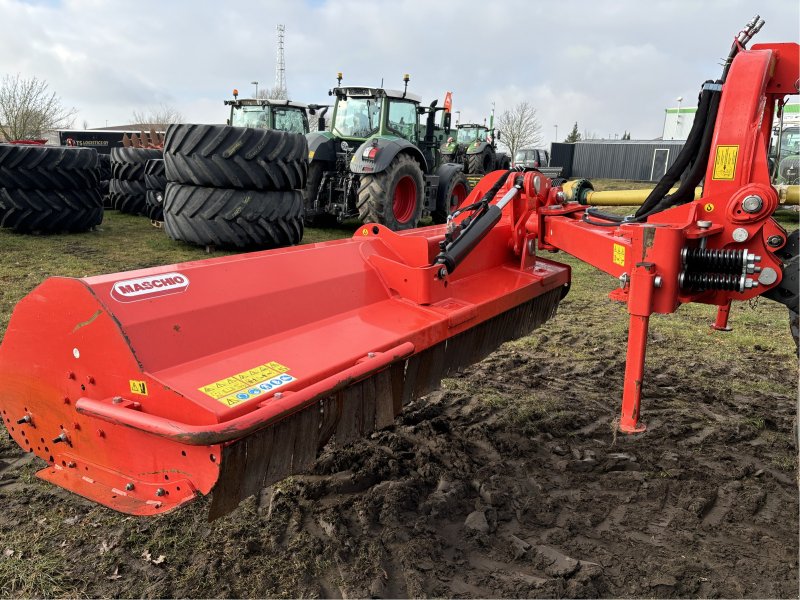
[0,214,798,598]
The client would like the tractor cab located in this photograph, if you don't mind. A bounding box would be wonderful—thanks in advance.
[224,93,311,134]
[770,124,800,184]
[456,124,490,145]
[329,85,422,144]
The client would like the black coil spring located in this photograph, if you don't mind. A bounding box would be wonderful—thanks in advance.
[680,272,743,292]
[682,248,744,273]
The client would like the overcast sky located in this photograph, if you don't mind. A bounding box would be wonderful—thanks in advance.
[2,0,798,143]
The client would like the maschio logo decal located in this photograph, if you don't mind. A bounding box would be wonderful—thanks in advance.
[110,272,190,303]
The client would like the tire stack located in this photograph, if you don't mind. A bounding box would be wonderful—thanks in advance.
[97,154,112,209]
[0,144,103,233]
[144,159,166,222]
[162,124,306,249]
[109,147,162,215]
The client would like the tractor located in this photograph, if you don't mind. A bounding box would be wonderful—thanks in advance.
[224,89,327,134]
[439,122,511,176]
[304,74,470,229]
[771,124,799,184]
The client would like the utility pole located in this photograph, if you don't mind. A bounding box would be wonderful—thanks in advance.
[275,24,287,98]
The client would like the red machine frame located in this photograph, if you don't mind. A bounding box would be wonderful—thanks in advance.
[488,40,797,432]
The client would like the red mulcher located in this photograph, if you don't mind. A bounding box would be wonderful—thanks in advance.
[0,18,796,517]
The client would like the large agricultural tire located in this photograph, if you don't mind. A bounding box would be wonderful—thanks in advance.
[467,148,495,175]
[432,172,469,225]
[163,124,307,191]
[356,154,424,231]
[163,182,304,249]
[96,153,111,181]
[0,187,102,233]
[0,144,98,190]
[144,159,167,190]
[111,147,162,181]
[440,153,455,164]
[99,180,112,209]
[110,178,147,214]
[145,190,164,221]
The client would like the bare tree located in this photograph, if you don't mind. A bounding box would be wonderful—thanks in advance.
[257,86,288,101]
[130,103,184,130]
[0,74,76,140]
[495,101,542,160]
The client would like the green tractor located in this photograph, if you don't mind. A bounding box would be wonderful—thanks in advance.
[771,124,799,184]
[224,89,327,134]
[304,74,469,229]
[439,122,511,175]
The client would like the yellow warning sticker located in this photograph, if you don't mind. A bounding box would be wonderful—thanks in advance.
[712,145,738,180]
[704,203,714,212]
[613,243,626,267]
[199,361,295,407]
[129,380,148,396]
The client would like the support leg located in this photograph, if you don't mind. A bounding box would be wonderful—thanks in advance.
[619,313,649,433]
[711,301,733,331]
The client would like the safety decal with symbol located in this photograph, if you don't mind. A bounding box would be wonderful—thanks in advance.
[198,361,296,407]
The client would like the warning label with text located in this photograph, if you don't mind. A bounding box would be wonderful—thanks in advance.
[199,361,295,407]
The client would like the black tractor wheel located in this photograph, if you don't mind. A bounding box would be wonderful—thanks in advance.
[99,180,112,209]
[440,153,455,164]
[145,190,164,221]
[0,187,102,233]
[468,148,495,175]
[432,172,469,225]
[0,144,98,190]
[96,153,111,181]
[144,159,167,190]
[163,182,304,249]
[163,124,307,191]
[357,154,424,231]
[111,147,162,181]
[110,179,147,214]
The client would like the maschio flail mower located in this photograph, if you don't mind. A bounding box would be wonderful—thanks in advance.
[0,18,798,518]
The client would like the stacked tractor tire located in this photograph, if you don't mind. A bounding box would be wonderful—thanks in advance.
[162,124,306,249]
[0,144,103,233]
[144,159,166,222]
[97,153,112,209]
[109,147,162,215]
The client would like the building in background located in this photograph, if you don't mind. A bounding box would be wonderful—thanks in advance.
[662,106,697,140]
[663,102,798,141]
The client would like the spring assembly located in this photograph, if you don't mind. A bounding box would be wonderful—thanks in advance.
[679,271,746,292]
[681,248,745,273]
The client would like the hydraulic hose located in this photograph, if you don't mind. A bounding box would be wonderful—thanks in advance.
[634,83,715,219]
[640,85,722,217]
